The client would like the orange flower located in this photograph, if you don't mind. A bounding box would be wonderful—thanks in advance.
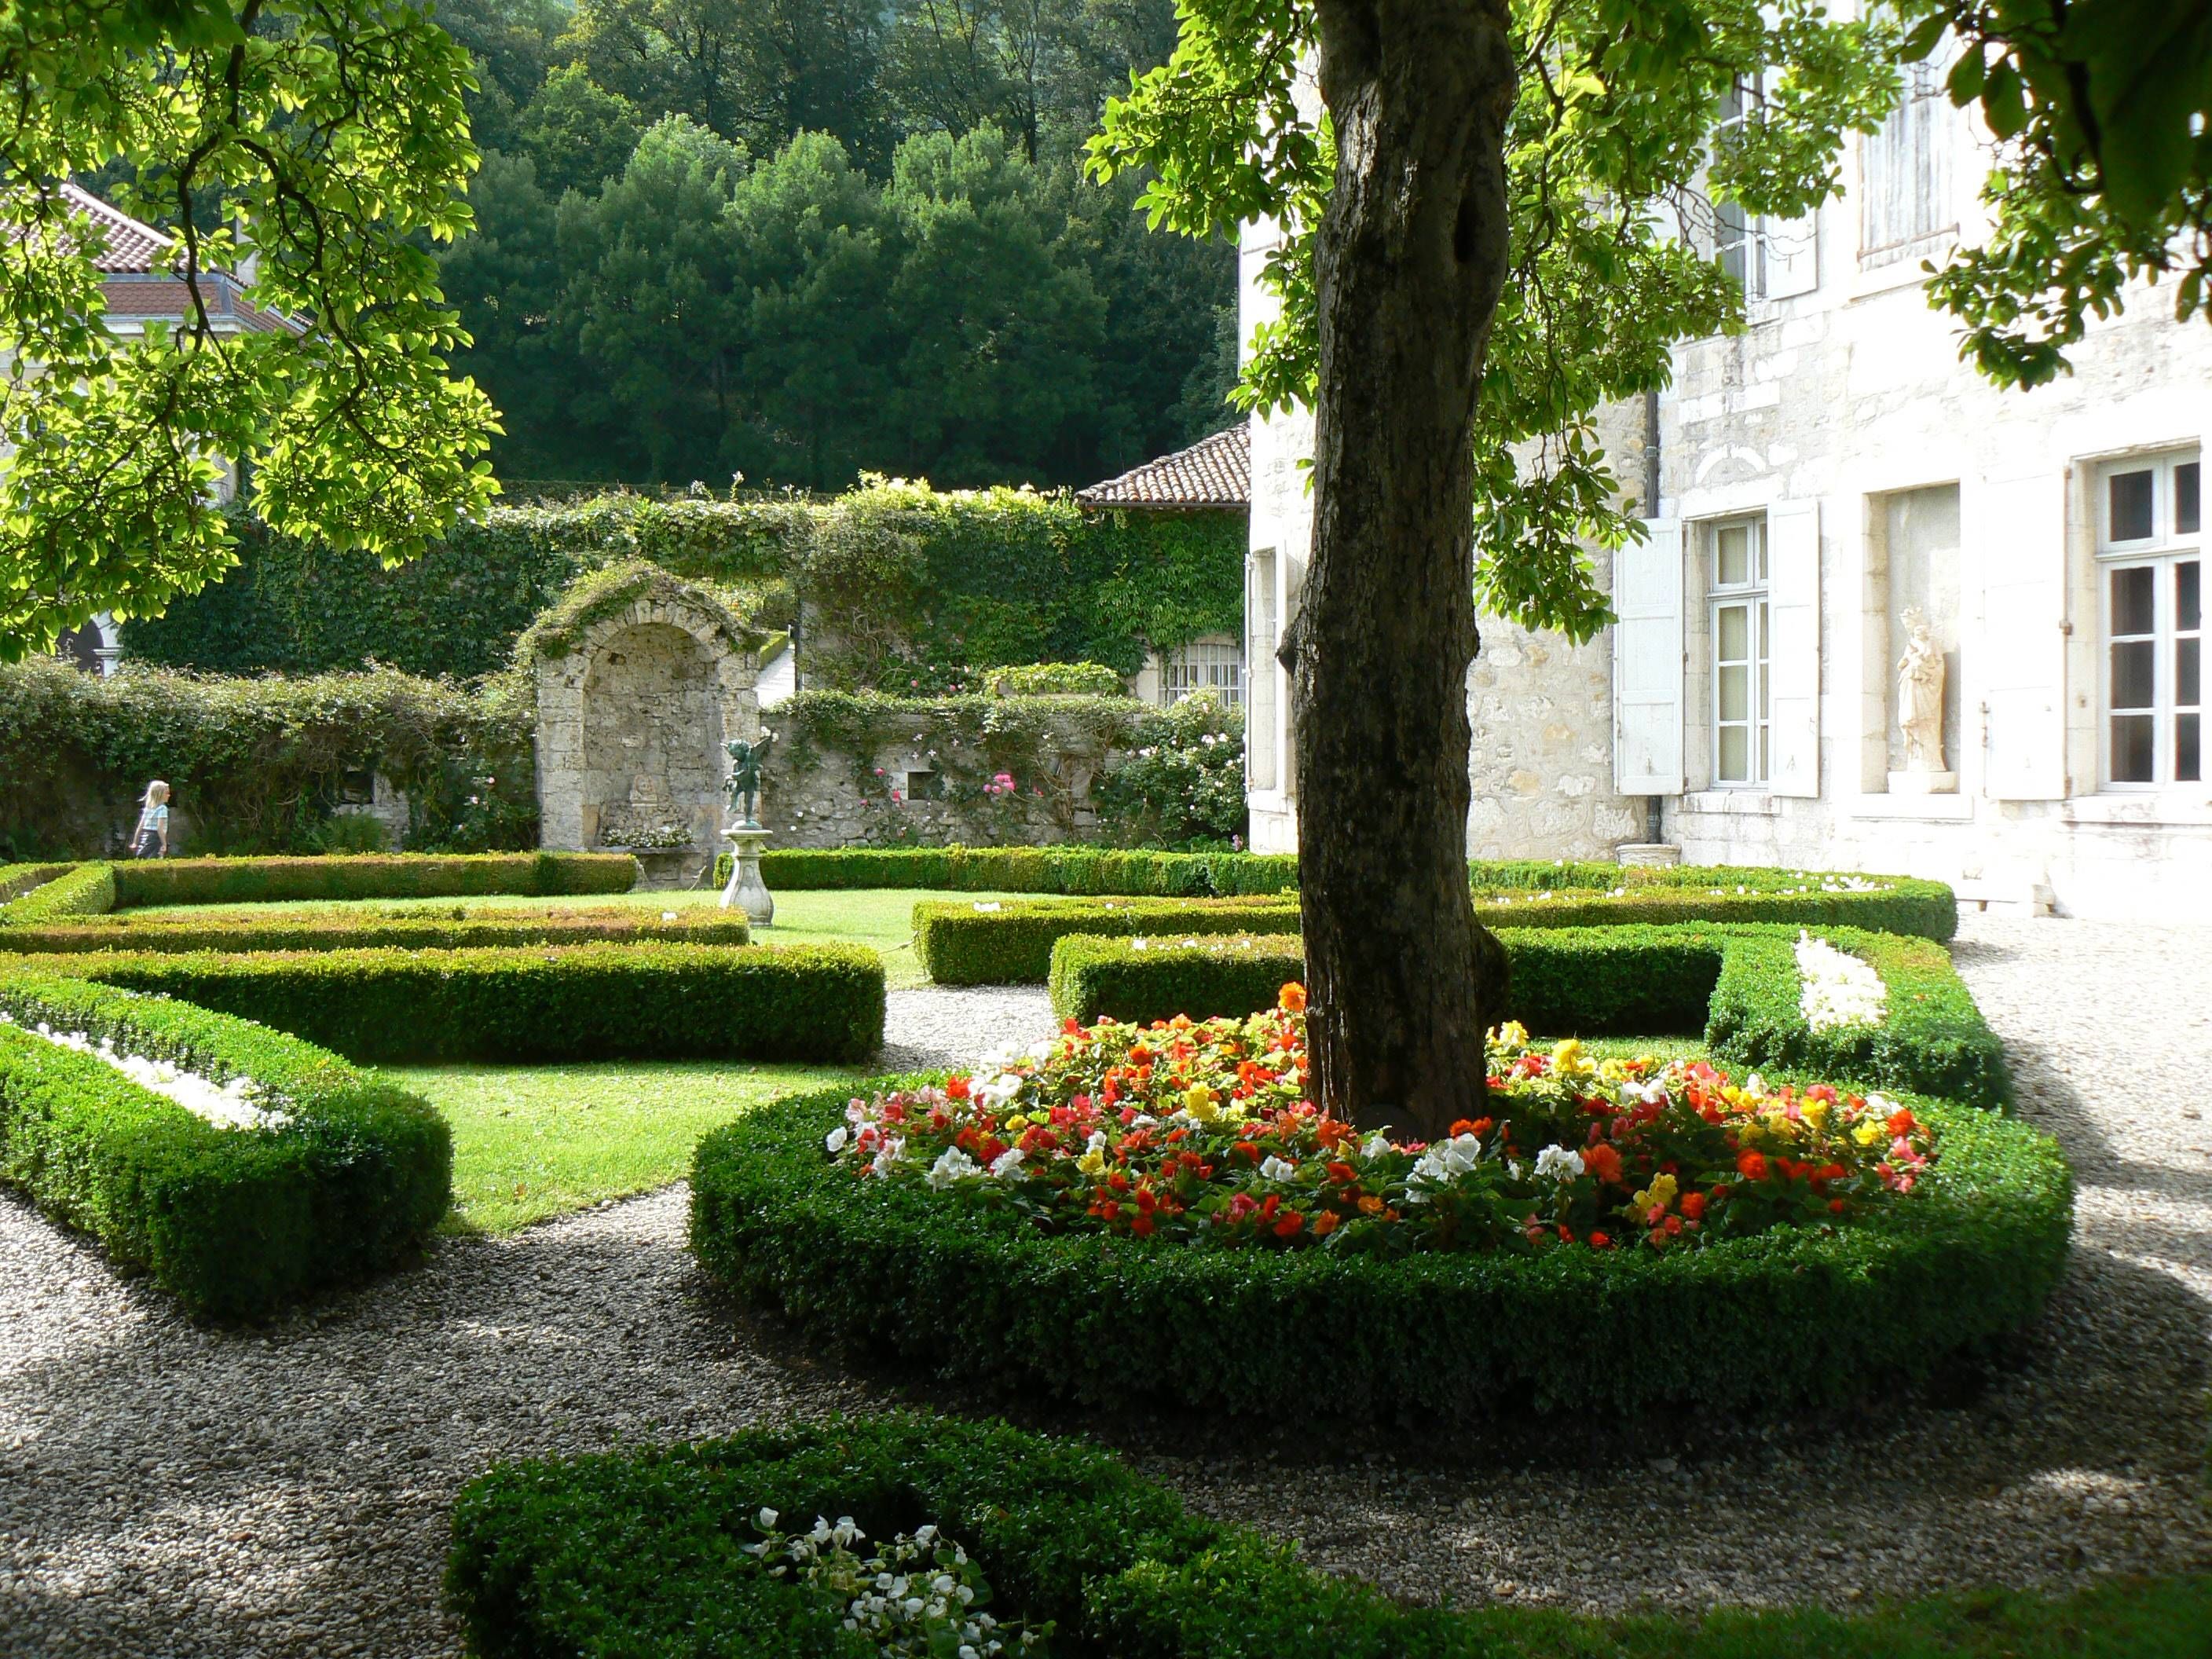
[1273,1211,1306,1237]
[1736,1149,1770,1181]
[1584,1143,1624,1185]
[1277,981,1308,1013]
[1310,1210,1339,1237]
[1357,1194,1384,1215]
[1588,1231,1613,1249]
[1679,1191,1708,1221]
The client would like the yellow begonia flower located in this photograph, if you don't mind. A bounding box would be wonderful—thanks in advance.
[1632,1173,1679,1214]
[1598,1058,1628,1086]
[1184,1084,1220,1122]
[1854,1121,1884,1147]
[1551,1038,1590,1076]
[1492,1020,1530,1051]
[1075,1148,1107,1176]
[1800,1096,1829,1130]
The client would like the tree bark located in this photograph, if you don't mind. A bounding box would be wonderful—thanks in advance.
[1294,0,1515,1142]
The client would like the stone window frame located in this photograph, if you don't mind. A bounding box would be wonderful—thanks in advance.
[2094,449,2203,790]
[1705,514,1772,789]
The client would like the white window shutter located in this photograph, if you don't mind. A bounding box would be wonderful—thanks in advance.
[1761,210,1818,298]
[1980,471,2069,799]
[1612,518,1686,793]
[1767,500,1822,797]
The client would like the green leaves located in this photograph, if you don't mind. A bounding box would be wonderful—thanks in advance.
[0,0,500,656]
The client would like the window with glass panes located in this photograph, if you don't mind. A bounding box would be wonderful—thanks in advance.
[1162,639,1243,708]
[1708,517,1771,786]
[1713,78,1756,291]
[2098,451,2202,787]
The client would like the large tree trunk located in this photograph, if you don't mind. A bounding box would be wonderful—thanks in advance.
[1291,0,1515,1142]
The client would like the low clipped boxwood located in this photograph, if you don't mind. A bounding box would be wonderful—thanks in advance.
[0,906,751,955]
[111,851,635,909]
[8,942,884,1065]
[0,973,449,1317]
[448,1413,2204,1659]
[0,862,75,906]
[0,862,118,925]
[1049,924,2010,1109]
[694,1082,2071,1416]
[917,895,1300,985]
[924,875,1957,987]
[727,844,1302,897]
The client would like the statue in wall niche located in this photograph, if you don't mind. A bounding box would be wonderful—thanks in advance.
[1896,607,1946,773]
[724,731,776,828]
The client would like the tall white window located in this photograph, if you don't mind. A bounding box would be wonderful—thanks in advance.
[2098,451,2203,787]
[1713,77,1757,292]
[1161,638,1243,707]
[1860,55,1955,266]
[1247,551,1279,790]
[1709,516,1771,786]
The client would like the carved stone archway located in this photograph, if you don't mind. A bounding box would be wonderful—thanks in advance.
[533,568,760,883]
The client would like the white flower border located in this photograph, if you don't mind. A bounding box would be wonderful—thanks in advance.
[1793,932,1888,1032]
[2,1013,293,1132]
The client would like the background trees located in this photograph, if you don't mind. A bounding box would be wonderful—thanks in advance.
[429,0,1233,492]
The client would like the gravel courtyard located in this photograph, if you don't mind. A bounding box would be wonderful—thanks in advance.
[2,917,2208,1656]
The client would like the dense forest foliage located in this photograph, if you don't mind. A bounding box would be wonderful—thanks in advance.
[427,0,1237,492]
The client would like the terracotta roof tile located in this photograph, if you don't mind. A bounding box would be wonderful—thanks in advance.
[60,181,173,273]
[1078,425,1250,509]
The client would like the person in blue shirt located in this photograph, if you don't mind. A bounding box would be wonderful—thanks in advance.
[131,780,170,858]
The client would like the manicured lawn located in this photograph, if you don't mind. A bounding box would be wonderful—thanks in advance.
[393,1059,860,1235]
[125,885,1013,989]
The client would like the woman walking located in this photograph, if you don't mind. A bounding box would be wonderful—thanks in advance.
[131,780,170,859]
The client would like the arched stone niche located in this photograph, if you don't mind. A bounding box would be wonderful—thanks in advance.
[534,579,760,882]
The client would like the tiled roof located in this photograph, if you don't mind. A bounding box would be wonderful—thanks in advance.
[60,181,173,273]
[1077,425,1250,510]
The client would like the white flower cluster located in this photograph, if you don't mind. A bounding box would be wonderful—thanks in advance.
[1404,1130,1487,1202]
[1793,931,1888,1031]
[746,1511,1038,1659]
[2,1014,291,1132]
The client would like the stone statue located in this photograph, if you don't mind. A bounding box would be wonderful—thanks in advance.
[1896,608,1946,773]
[724,731,775,828]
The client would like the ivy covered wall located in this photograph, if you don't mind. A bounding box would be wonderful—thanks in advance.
[124,484,1244,690]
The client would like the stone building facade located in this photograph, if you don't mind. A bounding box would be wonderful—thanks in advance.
[1242,52,2212,920]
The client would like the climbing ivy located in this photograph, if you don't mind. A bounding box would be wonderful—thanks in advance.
[125,485,1244,687]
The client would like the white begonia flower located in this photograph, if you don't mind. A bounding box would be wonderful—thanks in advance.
[1361,1130,1393,1159]
[1027,1039,1054,1061]
[1258,1154,1298,1182]
[976,1072,1025,1111]
[987,1147,1025,1179]
[1409,1132,1485,1192]
[825,1126,850,1154]
[757,1507,779,1528]
[927,1147,981,1188]
[870,1137,908,1177]
[1534,1144,1586,1181]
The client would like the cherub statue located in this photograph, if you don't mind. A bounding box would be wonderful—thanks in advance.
[724,731,775,828]
[1895,609,1946,773]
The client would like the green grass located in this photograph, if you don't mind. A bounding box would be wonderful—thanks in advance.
[123,886,1015,989]
[390,1059,859,1235]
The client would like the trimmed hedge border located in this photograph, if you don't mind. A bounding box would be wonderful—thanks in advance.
[723,844,1301,895]
[1048,924,2010,1109]
[0,862,117,925]
[447,1412,2210,1659]
[5,943,884,1065]
[0,906,751,956]
[112,851,638,908]
[921,870,1958,987]
[692,1082,2070,1415]
[0,862,74,906]
[0,973,450,1317]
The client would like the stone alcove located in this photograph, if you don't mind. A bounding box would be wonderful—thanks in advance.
[531,564,760,884]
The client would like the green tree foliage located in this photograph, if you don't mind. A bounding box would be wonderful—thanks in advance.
[517,64,648,196]
[1890,0,2212,386]
[1091,0,1901,641]
[0,0,501,657]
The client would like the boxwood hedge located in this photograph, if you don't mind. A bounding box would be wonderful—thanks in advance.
[692,1081,2070,1416]
[0,973,450,1317]
[0,862,74,905]
[7,942,884,1065]
[448,1413,2206,1659]
[112,851,637,908]
[726,844,1301,896]
[0,862,117,925]
[921,875,1957,986]
[1048,924,2009,1109]
[0,906,751,955]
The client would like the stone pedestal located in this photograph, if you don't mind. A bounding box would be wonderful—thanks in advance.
[1887,769,1959,797]
[721,828,775,925]
[1615,842,1683,868]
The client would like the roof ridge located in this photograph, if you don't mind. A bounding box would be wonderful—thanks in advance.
[1077,424,1251,510]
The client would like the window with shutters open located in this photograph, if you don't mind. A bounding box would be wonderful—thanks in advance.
[1708,518,1771,786]
[1707,76,1820,303]
[2097,451,2203,788]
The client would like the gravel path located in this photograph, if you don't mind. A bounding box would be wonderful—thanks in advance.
[3,923,2208,1653]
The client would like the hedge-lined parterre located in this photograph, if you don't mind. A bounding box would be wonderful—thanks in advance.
[0,861,116,925]
[0,905,750,956]
[920,869,1959,987]
[723,844,1302,897]
[5,943,884,1065]
[111,851,638,908]
[692,1057,2069,1415]
[0,973,449,1317]
[1048,923,2009,1109]
[0,861,75,905]
[447,1413,2206,1659]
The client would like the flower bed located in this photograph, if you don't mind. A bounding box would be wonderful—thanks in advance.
[0,973,449,1317]
[692,997,2069,1414]
[0,904,750,956]
[917,873,1957,986]
[448,1412,2193,1659]
[1048,924,2011,1108]
[5,942,884,1064]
